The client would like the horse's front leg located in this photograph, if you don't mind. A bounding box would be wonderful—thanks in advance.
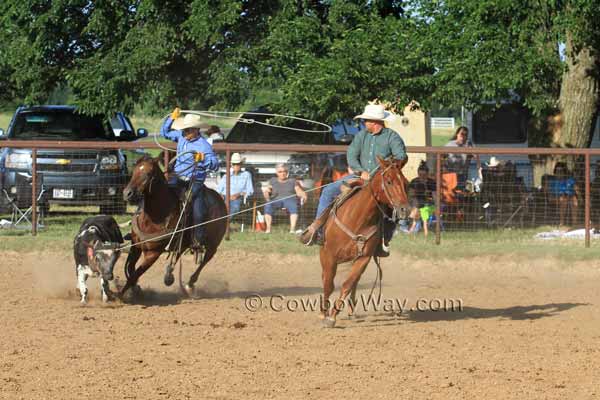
[320,249,338,321]
[347,282,359,318]
[120,250,161,298]
[325,256,371,328]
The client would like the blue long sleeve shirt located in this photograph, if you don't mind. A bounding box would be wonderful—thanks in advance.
[217,170,254,197]
[160,117,219,182]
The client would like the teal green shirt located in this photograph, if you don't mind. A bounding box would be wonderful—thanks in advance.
[347,127,408,174]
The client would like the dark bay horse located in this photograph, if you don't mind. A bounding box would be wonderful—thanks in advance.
[320,156,409,328]
[120,156,227,299]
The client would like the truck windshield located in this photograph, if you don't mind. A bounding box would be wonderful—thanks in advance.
[11,110,114,140]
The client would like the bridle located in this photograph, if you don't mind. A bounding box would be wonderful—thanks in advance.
[133,162,157,195]
[368,164,405,220]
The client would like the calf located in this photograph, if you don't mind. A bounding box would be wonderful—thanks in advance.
[74,215,124,304]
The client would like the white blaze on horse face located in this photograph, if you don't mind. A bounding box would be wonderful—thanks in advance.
[139,165,145,171]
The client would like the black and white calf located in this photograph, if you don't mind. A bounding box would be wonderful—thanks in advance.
[74,215,124,304]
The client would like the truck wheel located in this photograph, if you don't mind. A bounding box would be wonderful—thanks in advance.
[100,201,127,215]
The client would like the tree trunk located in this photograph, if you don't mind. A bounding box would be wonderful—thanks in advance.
[530,31,599,187]
[556,32,599,149]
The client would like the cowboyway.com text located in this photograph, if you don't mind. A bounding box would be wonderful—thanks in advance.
[244,294,463,313]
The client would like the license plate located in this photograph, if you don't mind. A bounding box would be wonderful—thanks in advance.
[53,188,74,199]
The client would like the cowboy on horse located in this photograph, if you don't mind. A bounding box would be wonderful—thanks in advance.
[160,108,219,248]
[300,103,408,256]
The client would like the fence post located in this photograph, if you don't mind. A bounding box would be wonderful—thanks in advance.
[225,149,231,241]
[435,153,441,245]
[31,148,37,236]
[585,153,590,248]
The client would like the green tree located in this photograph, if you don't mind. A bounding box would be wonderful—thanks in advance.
[0,0,434,121]
[410,0,600,148]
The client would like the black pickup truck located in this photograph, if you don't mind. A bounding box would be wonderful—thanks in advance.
[0,105,147,214]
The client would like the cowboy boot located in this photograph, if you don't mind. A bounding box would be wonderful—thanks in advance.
[299,204,334,246]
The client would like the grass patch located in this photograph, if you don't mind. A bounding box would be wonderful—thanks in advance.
[2,210,600,262]
[431,127,454,147]
[0,112,12,132]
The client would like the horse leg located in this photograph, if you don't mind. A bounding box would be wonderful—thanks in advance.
[324,256,371,328]
[185,245,217,297]
[124,245,142,282]
[120,250,161,298]
[320,249,338,321]
[347,282,359,318]
[164,252,179,287]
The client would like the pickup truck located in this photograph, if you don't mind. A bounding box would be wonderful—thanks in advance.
[0,105,147,214]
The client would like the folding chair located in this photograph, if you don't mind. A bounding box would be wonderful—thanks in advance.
[1,172,46,229]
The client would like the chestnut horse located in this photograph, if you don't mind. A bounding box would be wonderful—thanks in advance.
[320,156,409,328]
[120,156,227,298]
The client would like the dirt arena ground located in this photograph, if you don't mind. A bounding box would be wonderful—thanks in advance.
[1,248,599,399]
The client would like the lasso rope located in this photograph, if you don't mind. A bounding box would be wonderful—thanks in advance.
[152,109,332,153]
[118,179,337,250]
[118,164,384,251]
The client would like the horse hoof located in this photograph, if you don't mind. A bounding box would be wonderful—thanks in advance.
[164,273,175,287]
[183,284,195,297]
[102,293,109,303]
[322,317,336,328]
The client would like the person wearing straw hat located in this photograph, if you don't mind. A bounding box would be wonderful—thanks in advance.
[300,103,408,256]
[217,153,254,216]
[161,108,219,246]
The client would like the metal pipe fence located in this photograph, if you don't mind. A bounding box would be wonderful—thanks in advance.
[2,139,600,247]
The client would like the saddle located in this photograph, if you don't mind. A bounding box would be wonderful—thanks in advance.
[299,178,365,246]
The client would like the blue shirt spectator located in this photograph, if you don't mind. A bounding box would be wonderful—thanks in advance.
[217,170,254,198]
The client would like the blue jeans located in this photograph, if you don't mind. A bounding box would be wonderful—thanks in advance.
[229,198,242,215]
[265,197,298,215]
[316,174,358,217]
[169,178,207,242]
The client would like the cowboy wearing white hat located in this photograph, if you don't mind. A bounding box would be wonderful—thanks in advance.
[161,108,219,247]
[353,104,394,121]
[301,102,408,256]
[217,153,254,217]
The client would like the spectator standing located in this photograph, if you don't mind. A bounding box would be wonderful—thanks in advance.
[444,126,473,189]
[217,152,254,216]
[262,163,307,234]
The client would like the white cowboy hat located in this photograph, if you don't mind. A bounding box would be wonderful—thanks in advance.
[172,114,210,130]
[231,153,245,164]
[486,156,501,167]
[353,104,393,121]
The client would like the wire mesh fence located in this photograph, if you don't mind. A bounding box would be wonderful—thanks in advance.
[0,139,598,246]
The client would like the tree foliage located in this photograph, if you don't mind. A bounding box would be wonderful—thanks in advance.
[0,0,598,147]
